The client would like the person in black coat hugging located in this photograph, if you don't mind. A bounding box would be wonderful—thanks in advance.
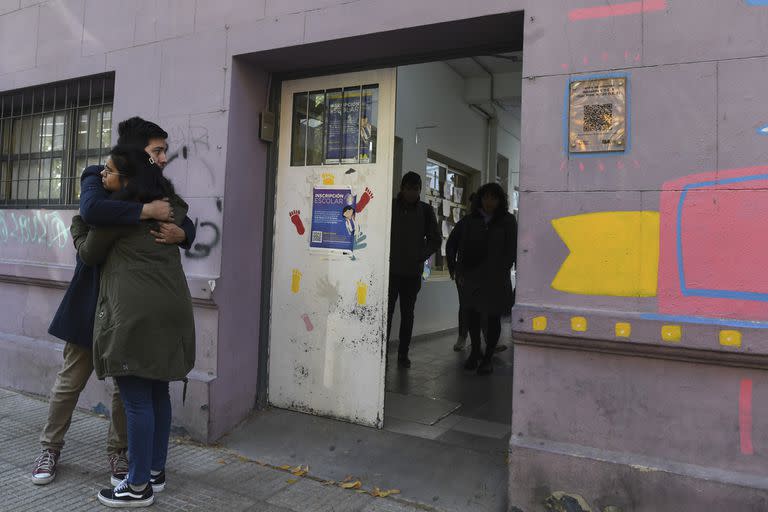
[451,183,517,375]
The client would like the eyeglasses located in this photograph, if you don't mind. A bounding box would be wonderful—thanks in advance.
[103,169,126,176]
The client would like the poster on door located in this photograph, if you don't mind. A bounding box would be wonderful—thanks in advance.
[325,92,361,164]
[309,186,356,252]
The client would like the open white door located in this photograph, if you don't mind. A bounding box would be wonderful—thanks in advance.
[268,68,396,427]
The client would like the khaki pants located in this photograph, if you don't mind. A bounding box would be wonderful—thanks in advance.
[39,342,127,454]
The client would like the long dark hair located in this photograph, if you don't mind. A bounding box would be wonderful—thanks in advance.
[471,182,509,218]
[108,144,175,203]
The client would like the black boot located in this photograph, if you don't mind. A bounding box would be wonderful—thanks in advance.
[477,358,493,375]
[464,352,481,370]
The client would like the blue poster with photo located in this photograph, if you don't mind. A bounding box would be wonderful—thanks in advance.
[310,187,356,252]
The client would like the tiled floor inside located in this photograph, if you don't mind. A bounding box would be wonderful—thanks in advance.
[383,329,514,455]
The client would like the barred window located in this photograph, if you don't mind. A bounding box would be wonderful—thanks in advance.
[0,73,114,208]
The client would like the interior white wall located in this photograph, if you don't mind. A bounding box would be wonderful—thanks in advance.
[497,122,521,208]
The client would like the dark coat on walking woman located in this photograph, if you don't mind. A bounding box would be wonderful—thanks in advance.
[454,209,517,317]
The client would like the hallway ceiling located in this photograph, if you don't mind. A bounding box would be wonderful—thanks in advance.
[443,52,522,78]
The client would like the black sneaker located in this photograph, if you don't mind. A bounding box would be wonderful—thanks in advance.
[109,450,129,487]
[32,448,60,485]
[150,471,166,492]
[98,479,154,508]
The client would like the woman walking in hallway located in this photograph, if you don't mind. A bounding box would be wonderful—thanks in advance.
[451,183,517,375]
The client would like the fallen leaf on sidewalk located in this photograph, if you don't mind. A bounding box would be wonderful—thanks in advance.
[286,478,298,485]
[340,480,362,489]
[371,487,401,498]
[216,459,227,465]
[291,465,309,477]
[278,465,292,471]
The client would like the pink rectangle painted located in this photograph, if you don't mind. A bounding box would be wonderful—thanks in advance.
[681,187,768,291]
[658,166,768,321]
[569,0,667,21]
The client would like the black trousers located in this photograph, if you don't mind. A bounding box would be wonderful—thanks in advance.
[455,282,469,339]
[468,309,501,361]
[387,275,422,358]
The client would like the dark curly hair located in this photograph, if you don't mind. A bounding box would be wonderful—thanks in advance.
[117,116,168,148]
[108,144,175,203]
[471,182,509,217]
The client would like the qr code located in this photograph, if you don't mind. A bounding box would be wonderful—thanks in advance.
[311,231,323,243]
[583,104,613,133]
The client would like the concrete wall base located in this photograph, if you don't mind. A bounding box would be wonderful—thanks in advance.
[508,442,768,512]
[0,333,213,442]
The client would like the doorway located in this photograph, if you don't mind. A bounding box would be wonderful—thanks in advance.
[383,56,521,453]
[267,55,521,449]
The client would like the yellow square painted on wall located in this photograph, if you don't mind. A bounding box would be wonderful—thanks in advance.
[661,325,681,342]
[571,317,587,332]
[615,322,631,337]
[532,316,547,331]
[719,330,742,348]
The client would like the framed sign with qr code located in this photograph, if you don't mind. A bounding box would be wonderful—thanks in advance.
[568,77,627,153]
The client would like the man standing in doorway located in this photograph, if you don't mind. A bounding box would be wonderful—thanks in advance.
[388,171,441,368]
[32,117,196,486]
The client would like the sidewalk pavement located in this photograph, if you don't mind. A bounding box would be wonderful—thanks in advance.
[0,387,440,512]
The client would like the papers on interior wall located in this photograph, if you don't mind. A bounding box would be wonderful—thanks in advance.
[443,183,453,199]
[441,220,452,238]
[453,187,463,204]
[442,200,451,217]
[440,239,447,256]
[452,207,462,222]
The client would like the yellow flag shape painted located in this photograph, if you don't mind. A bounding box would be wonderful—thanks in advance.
[551,211,660,297]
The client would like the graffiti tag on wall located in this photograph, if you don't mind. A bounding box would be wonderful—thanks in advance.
[167,125,216,185]
[0,210,69,249]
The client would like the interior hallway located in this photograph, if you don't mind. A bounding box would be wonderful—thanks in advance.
[384,331,513,454]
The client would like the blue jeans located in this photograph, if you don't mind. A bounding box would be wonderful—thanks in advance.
[115,376,171,486]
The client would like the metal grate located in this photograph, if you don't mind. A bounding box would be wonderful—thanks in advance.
[0,72,114,209]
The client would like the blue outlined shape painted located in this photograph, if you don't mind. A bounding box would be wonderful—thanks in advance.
[562,72,631,159]
[758,124,768,136]
[676,173,768,302]
[745,0,768,6]
[641,313,768,329]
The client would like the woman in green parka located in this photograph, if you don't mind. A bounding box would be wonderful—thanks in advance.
[70,144,195,508]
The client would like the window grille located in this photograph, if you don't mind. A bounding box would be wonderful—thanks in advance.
[0,72,114,208]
